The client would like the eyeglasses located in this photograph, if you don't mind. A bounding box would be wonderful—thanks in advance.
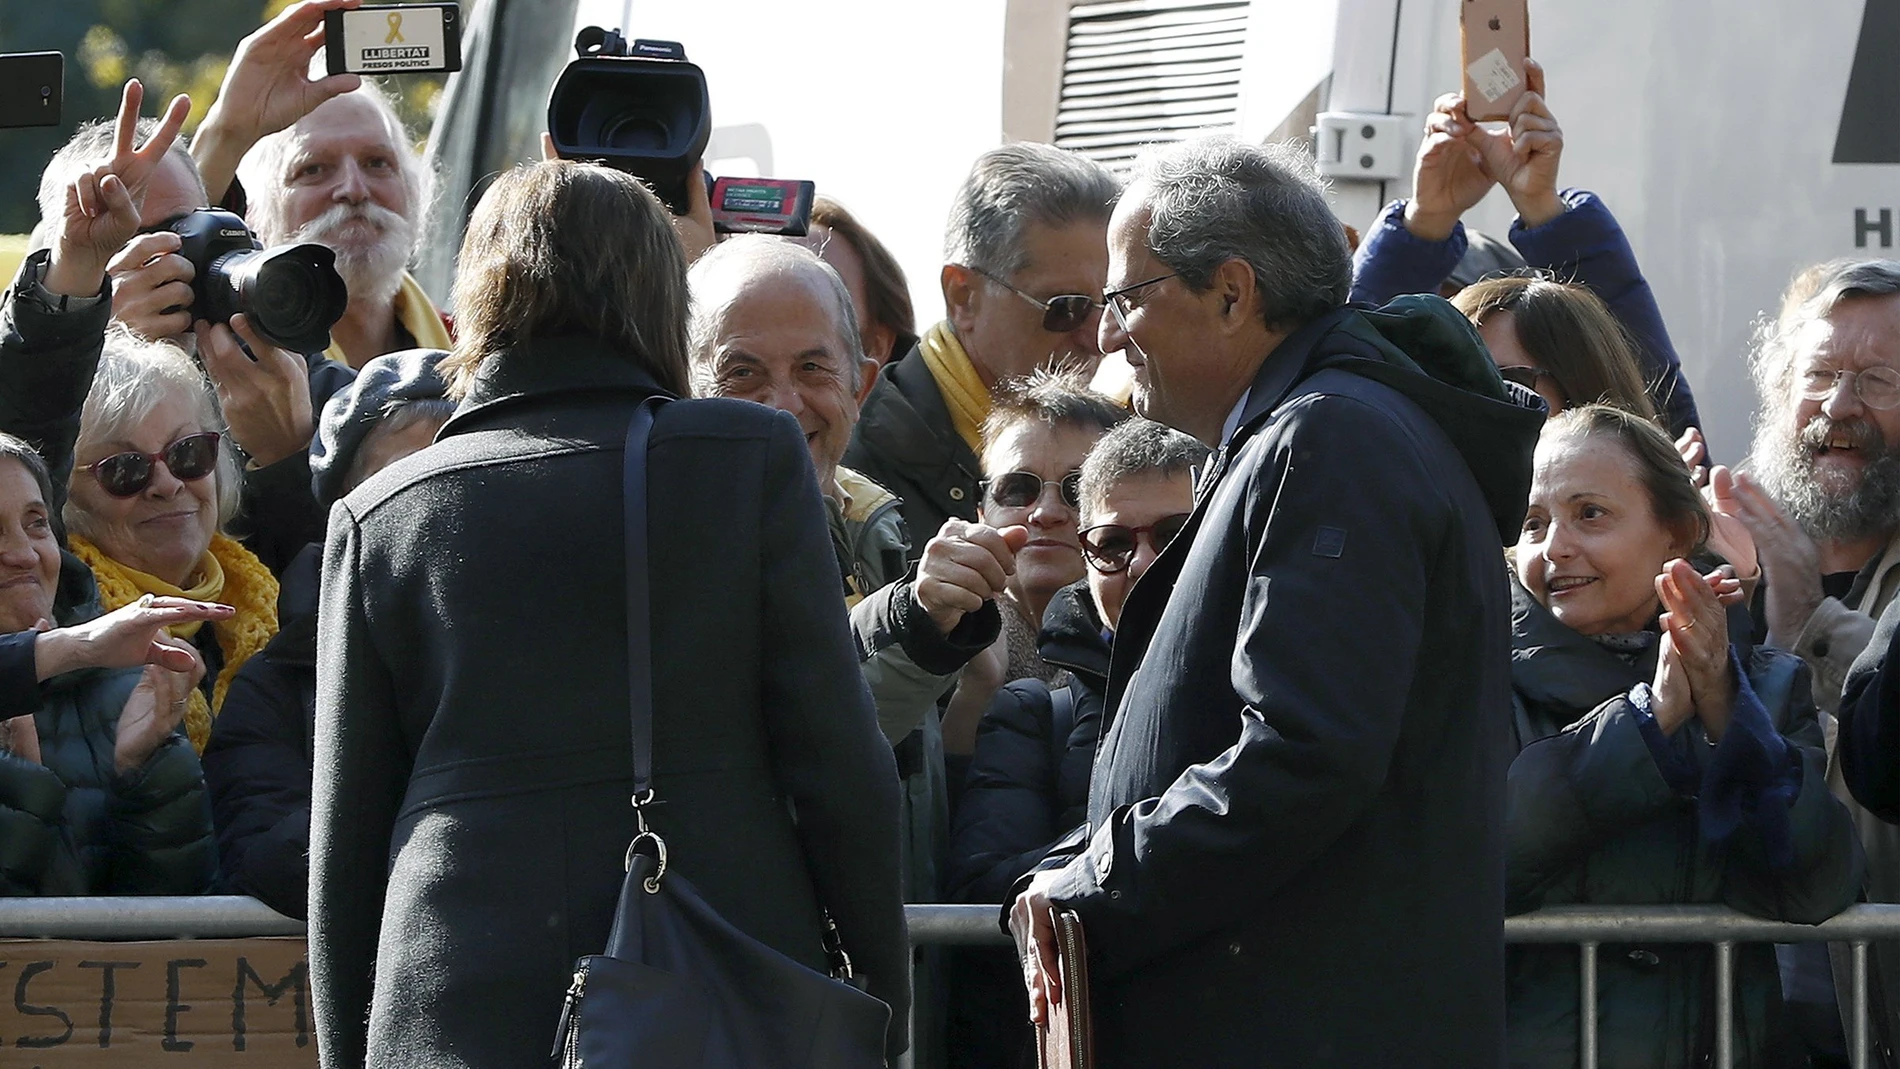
[1080,514,1191,574]
[982,470,1082,510]
[972,268,1103,334]
[81,432,221,498]
[1800,366,1900,410]
[1103,272,1179,339]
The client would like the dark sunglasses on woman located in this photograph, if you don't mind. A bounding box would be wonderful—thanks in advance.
[1080,513,1192,574]
[973,268,1104,334]
[983,470,1083,510]
[82,431,221,498]
[1497,364,1566,398]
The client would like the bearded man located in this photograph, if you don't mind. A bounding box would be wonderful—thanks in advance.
[1736,260,1900,709]
[231,80,448,370]
[1731,258,1900,1062]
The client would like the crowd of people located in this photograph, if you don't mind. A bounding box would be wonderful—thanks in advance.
[7,1,1900,1067]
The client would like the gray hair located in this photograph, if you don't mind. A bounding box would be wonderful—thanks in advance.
[1749,259,1900,402]
[1078,418,1210,525]
[943,143,1121,277]
[1131,137,1351,332]
[0,433,55,518]
[238,79,435,249]
[344,397,456,492]
[67,329,240,541]
[980,367,1129,472]
[36,117,203,238]
[686,235,865,395]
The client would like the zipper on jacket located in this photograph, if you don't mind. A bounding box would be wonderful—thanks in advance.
[552,961,589,1065]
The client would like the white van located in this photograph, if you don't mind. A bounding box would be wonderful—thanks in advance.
[420,0,1889,466]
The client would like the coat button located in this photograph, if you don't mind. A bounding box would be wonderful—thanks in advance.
[1813,639,1831,657]
[1095,850,1113,881]
[1227,943,1242,956]
[1627,949,1661,968]
[949,487,966,501]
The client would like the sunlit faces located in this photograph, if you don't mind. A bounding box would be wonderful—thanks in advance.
[69,392,220,589]
[1480,312,1568,417]
[0,458,61,633]
[951,219,1109,383]
[705,273,870,491]
[268,94,416,303]
[1515,429,1690,636]
[1084,471,1194,632]
[980,419,1104,615]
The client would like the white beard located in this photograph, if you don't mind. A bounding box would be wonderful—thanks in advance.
[290,201,415,309]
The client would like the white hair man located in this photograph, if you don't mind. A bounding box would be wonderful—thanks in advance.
[189,0,448,370]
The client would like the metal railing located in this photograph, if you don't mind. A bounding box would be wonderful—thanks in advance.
[6,899,1900,1068]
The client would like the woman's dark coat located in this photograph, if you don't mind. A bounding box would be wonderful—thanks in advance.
[310,339,909,1068]
[1507,583,1862,1069]
[949,580,1108,904]
[202,545,320,918]
[0,264,216,897]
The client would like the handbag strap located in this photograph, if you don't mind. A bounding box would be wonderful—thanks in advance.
[624,396,663,801]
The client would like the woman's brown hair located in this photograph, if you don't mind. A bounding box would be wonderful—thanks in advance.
[1453,275,1659,423]
[1546,403,1711,554]
[442,161,691,399]
[810,196,915,341]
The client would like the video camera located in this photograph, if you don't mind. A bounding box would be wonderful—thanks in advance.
[546,30,815,237]
[166,209,349,354]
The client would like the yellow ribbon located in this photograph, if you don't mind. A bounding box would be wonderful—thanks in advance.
[385,12,405,43]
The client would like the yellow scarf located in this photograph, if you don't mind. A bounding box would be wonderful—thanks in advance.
[70,534,280,753]
[918,321,991,455]
[324,272,453,369]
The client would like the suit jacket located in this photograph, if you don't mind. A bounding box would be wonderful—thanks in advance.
[1041,300,1543,1068]
[310,338,909,1067]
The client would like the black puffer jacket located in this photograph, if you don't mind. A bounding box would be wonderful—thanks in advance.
[949,581,1109,904]
[202,544,319,917]
[1506,581,1862,1069]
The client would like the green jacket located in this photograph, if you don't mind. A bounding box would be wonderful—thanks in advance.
[1506,581,1861,1069]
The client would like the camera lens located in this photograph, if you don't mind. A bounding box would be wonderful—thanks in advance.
[596,112,671,152]
[218,243,348,353]
[251,257,327,336]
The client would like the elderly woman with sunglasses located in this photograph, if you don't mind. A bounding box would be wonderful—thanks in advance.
[0,83,278,759]
[0,92,242,895]
[944,418,1203,1065]
[941,370,1127,757]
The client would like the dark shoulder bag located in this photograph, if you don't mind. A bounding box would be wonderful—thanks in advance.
[551,397,893,1068]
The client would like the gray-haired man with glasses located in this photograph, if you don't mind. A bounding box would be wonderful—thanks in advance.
[1729,260,1900,1069]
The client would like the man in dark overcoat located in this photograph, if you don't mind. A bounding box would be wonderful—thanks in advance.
[1010,136,1544,1067]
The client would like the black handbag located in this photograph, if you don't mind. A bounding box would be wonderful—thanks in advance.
[550,397,894,1068]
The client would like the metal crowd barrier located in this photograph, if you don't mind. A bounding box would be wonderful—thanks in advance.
[7,899,1900,1069]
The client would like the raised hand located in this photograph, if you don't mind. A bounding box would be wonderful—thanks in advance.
[1702,466,1760,584]
[1729,470,1824,649]
[33,595,233,681]
[113,640,205,774]
[196,314,315,469]
[192,0,365,203]
[1657,559,1736,740]
[1460,59,1565,228]
[1403,93,1497,241]
[44,79,191,299]
[915,520,1030,635]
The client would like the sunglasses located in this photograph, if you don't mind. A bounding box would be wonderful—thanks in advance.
[81,432,221,498]
[1498,364,1568,399]
[983,470,1082,510]
[1080,514,1191,574]
[973,268,1103,334]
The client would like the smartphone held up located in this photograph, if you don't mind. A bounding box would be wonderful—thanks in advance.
[1460,0,1530,121]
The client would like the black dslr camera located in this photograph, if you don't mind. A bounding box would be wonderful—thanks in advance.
[167,209,349,354]
[547,30,814,236]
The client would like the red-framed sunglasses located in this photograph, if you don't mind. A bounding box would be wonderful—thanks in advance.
[81,432,221,498]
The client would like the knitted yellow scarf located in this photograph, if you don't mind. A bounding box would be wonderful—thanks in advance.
[324,272,453,370]
[69,533,279,753]
[918,321,991,455]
